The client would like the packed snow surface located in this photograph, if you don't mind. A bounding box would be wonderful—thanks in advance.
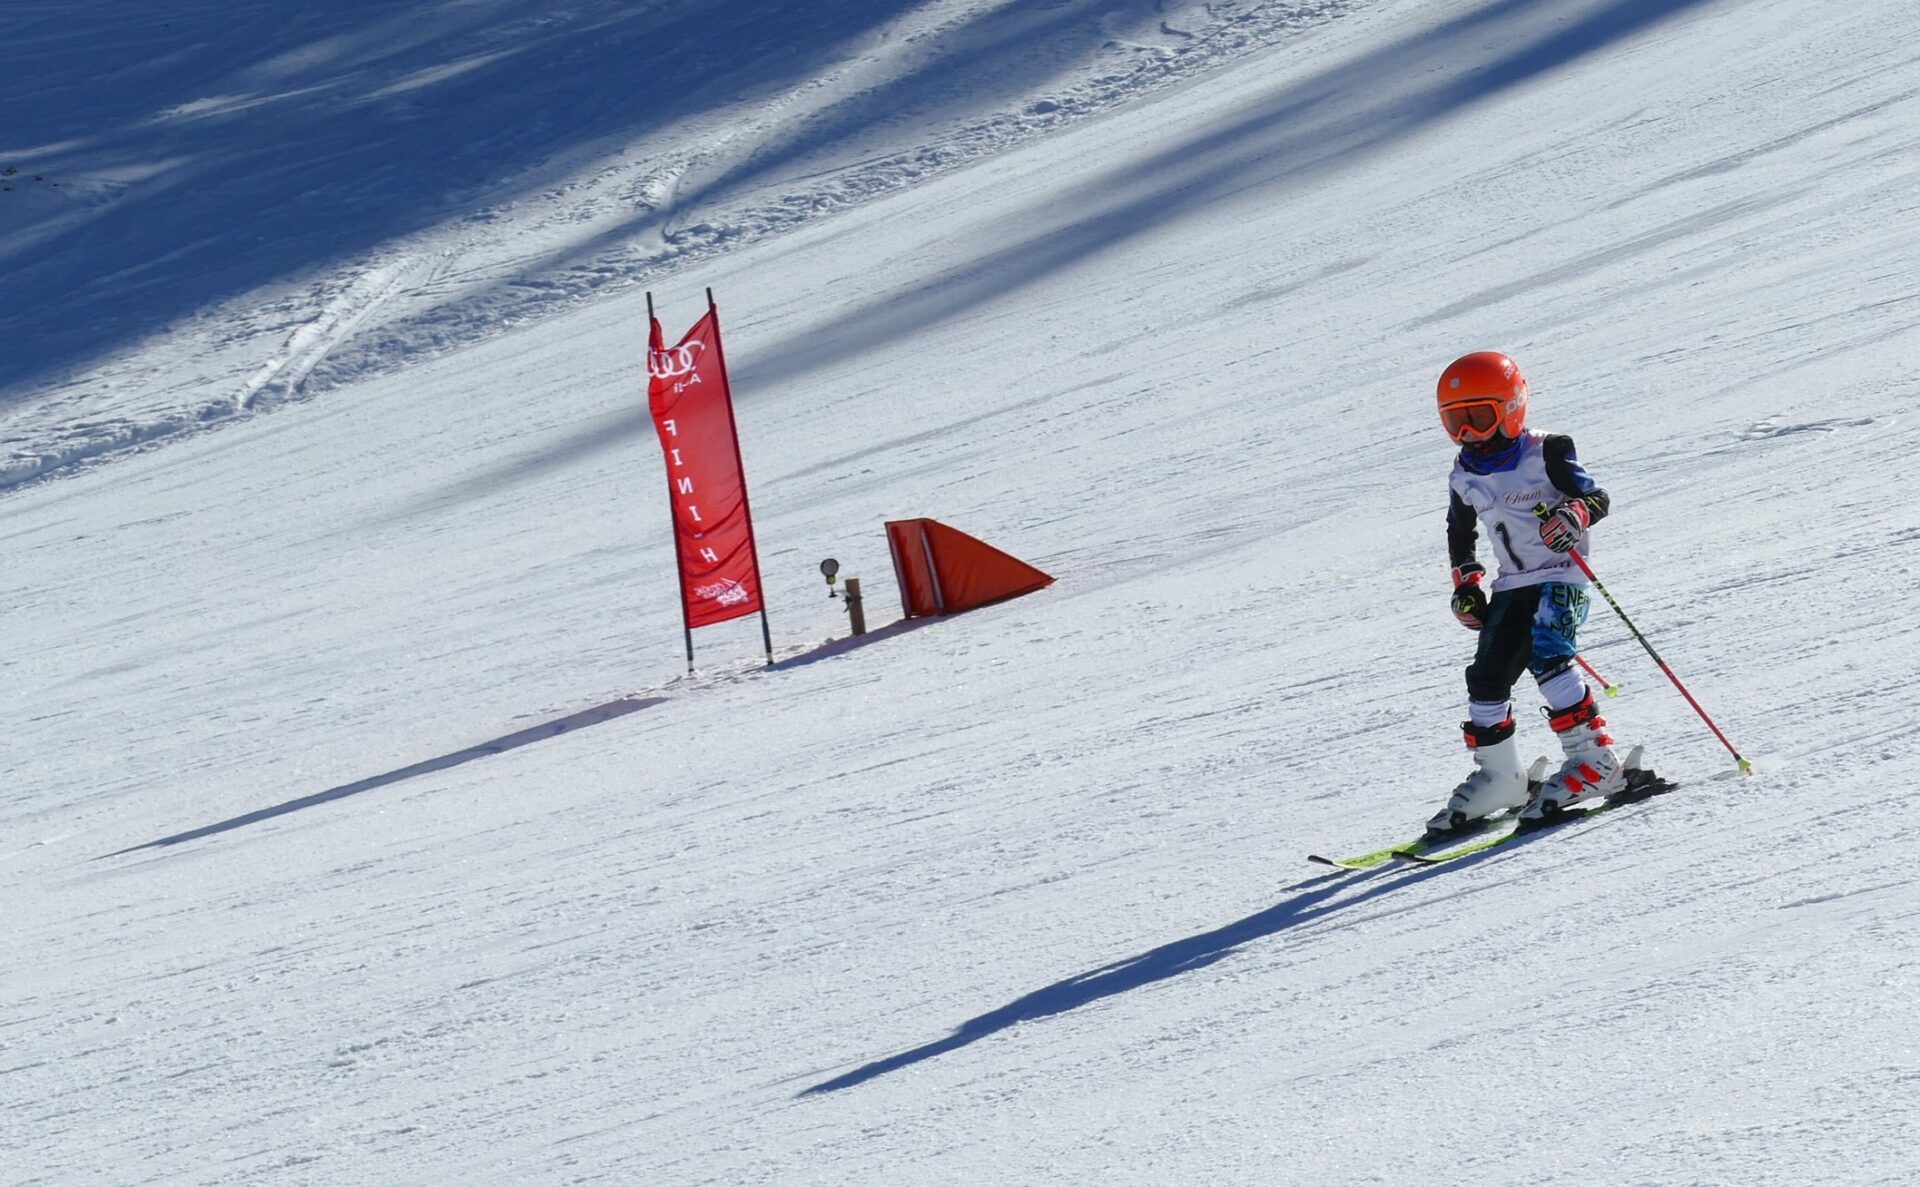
[6,1,1919,1184]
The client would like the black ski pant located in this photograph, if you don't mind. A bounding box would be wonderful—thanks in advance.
[1466,582,1591,704]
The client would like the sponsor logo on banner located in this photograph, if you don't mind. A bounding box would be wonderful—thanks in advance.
[692,577,753,607]
[648,339,706,382]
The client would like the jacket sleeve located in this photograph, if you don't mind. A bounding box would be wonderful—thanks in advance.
[1543,434,1610,525]
[1447,488,1480,572]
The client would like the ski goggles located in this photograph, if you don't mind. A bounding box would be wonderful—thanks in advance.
[1440,398,1504,443]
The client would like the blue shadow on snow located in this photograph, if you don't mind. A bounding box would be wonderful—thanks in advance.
[0,0,933,399]
[102,695,666,858]
[733,0,1725,398]
[801,856,1507,1095]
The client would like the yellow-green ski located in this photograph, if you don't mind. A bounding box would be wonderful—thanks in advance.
[1307,812,1516,871]
[1392,770,1678,865]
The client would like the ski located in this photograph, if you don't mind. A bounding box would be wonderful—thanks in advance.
[1307,757,1550,871]
[1307,845,1415,872]
[1391,769,1678,865]
[1308,815,1508,871]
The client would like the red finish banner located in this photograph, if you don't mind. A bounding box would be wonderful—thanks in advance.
[647,306,765,629]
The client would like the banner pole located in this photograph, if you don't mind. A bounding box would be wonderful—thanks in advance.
[706,286,775,667]
[649,290,696,676]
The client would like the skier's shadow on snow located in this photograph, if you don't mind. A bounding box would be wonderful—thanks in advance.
[800,861,1501,1096]
[101,696,667,859]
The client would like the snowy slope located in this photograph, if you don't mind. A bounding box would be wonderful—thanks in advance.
[7,0,1920,1184]
[1,0,1359,487]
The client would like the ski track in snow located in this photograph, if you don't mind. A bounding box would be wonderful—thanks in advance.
[7,0,1920,1183]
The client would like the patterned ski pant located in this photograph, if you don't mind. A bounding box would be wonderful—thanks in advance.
[1466,582,1591,703]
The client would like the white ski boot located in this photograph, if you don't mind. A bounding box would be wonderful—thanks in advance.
[1426,717,1530,836]
[1521,690,1627,823]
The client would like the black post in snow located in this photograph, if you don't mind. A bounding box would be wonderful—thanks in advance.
[706,286,775,667]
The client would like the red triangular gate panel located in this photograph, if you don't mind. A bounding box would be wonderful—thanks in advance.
[885,519,1054,618]
[886,519,942,619]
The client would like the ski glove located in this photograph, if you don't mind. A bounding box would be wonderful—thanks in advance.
[1450,563,1488,631]
[1538,499,1591,553]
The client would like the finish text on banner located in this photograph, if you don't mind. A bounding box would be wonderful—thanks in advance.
[647,306,765,629]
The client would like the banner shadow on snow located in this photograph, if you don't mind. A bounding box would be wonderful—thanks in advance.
[102,695,667,858]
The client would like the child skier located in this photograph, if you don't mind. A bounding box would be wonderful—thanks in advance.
[1428,351,1628,836]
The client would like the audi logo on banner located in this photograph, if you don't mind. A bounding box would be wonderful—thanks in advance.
[648,338,706,381]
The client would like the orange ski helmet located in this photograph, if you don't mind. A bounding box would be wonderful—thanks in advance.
[1437,351,1528,443]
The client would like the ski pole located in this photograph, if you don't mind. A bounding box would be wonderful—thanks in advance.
[1565,546,1752,775]
[1534,501,1750,773]
[1575,653,1623,698]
